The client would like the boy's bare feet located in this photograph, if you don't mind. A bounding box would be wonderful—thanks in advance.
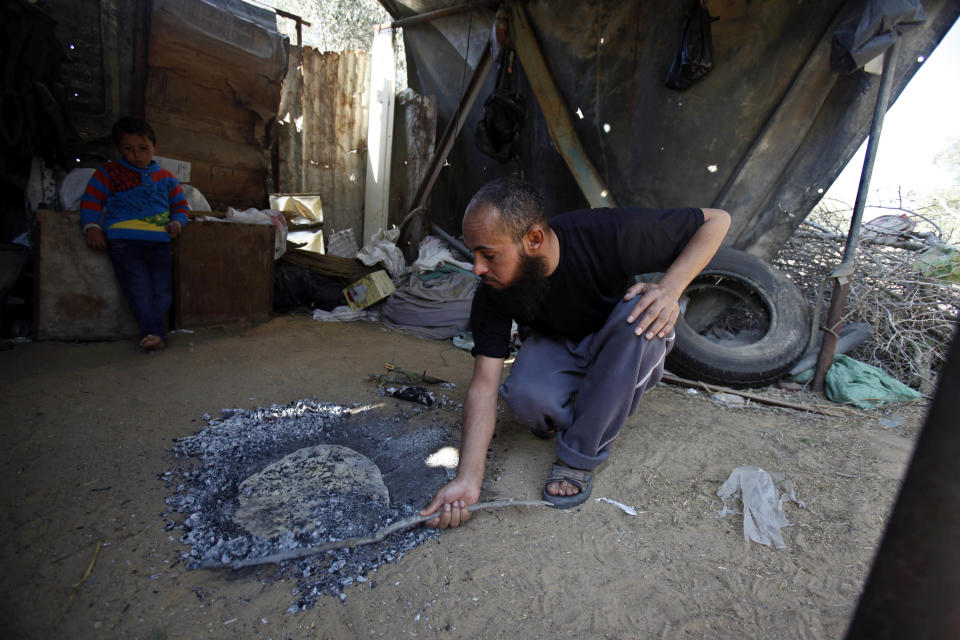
[139,335,165,352]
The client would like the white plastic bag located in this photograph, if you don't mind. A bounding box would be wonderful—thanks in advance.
[225,207,288,259]
[181,184,211,212]
[59,168,96,211]
[411,235,473,273]
[717,466,805,549]
[356,227,406,278]
[311,305,378,322]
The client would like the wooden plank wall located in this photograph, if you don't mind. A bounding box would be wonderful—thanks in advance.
[145,0,287,211]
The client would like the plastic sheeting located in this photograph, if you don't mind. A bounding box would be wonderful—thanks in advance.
[792,354,923,408]
[831,0,927,73]
[382,0,959,258]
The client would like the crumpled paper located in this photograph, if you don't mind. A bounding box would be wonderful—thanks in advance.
[717,466,806,549]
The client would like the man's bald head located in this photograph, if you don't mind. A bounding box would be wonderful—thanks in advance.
[464,177,548,241]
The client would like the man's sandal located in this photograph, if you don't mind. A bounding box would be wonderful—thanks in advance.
[542,463,593,509]
[530,426,558,440]
[530,417,560,439]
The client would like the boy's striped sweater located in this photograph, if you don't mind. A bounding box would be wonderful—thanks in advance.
[80,159,189,242]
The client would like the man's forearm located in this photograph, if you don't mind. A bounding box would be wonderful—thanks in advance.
[658,208,730,296]
[455,381,499,487]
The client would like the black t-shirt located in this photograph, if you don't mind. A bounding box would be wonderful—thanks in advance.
[470,207,705,358]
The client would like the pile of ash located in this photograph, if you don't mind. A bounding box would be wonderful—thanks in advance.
[162,399,456,610]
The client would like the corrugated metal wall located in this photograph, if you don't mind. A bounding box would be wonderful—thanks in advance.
[277,48,371,238]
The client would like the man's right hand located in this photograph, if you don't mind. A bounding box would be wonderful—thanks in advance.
[419,475,481,529]
[85,227,106,250]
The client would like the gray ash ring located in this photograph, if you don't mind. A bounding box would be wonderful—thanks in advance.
[162,399,455,611]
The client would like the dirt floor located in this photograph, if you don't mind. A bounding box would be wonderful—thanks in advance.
[0,314,929,639]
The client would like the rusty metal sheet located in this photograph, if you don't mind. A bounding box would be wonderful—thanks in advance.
[277,48,370,238]
[34,210,138,341]
[173,220,274,328]
[389,89,437,228]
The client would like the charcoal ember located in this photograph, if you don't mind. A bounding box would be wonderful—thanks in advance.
[379,385,436,407]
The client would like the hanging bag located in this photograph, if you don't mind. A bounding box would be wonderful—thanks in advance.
[475,49,526,162]
[666,0,718,90]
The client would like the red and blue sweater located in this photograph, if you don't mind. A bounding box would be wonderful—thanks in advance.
[80,159,190,242]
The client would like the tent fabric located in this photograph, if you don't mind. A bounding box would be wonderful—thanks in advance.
[381,0,959,259]
[831,0,927,73]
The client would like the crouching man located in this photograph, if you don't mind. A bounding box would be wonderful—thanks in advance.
[421,178,729,526]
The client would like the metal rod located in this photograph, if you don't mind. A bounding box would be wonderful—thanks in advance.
[842,37,901,263]
[430,222,472,261]
[273,8,311,27]
[811,275,850,391]
[376,0,498,32]
[811,39,900,392]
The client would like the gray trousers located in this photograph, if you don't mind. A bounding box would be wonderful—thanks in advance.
[500,298,674,470]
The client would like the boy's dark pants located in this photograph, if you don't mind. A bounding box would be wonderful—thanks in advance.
[108,239,173,343]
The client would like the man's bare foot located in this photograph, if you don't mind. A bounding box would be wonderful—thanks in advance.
[545,463,582,496]
[139,335,165,352]
[542,461,593,508]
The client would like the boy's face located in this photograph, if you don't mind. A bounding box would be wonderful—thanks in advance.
[116,133,158,169]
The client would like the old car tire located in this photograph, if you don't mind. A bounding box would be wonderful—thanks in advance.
[665,248,809,387]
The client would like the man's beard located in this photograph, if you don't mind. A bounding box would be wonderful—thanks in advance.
[485,253,551,327]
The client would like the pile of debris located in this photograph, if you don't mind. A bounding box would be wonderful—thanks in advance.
[163,399,456,610]
[774,204,960,392]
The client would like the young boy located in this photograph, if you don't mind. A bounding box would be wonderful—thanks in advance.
[80,117,190,351]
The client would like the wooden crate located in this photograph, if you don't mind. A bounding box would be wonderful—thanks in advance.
[35,211,275,339]
[173,220,274,328]
[35,210,139,340]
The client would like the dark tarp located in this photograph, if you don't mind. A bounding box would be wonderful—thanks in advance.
[381,0,959,258]
[832,0,927,73]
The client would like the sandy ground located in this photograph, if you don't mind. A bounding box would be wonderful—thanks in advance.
[0,315,928,639]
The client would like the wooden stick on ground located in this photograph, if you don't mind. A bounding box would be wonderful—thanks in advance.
[58,540,103,625]
[660,374,858,418]
[203,499,554,570]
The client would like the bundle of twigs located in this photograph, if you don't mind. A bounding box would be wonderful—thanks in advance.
[773,205,959,392]
[278,248,380,282]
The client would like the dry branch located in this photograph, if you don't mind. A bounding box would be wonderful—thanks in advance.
[660,374,853,417]
[775,212,959,391]
[201,499,554,570]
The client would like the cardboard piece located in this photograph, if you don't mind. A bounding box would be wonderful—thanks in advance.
[343,270,394,311]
